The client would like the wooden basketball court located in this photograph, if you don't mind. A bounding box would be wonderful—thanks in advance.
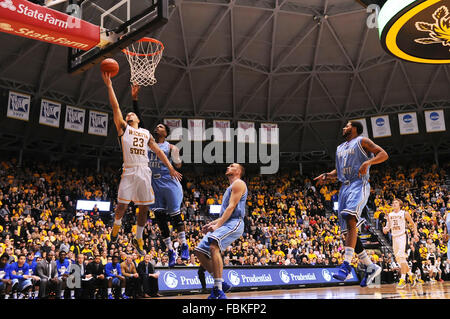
[161,282,450,299]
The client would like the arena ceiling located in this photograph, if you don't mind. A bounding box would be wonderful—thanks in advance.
[0,0,450,164]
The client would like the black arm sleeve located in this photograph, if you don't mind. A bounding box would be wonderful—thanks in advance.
[132,100,146,129]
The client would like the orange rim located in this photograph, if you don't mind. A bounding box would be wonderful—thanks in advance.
[122,37,164,57]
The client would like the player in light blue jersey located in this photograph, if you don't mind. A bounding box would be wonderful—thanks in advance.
[0,253,12,299]
[131,84,186,267]
[195,163,247,299]
[56,251,73,299]
[9,254,33,299]
[26,252,40,299]
[315,121,388,287]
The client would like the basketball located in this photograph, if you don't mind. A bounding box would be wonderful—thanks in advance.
[101,58,119,77]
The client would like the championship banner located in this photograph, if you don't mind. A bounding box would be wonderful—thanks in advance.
[187,119,205,141]
[370,115,391,138]
[39,98,61,128]
[425,109,446,132]
[88,110,108,136]
[350,118,369,138]
[260,123,279,145]
[398,112,419,135]
[213,120,231,142]
[64,105,85,133]
[0,0,100,50]
[164,118,182,141]
[7,90,30,121]
[237,121,256,143]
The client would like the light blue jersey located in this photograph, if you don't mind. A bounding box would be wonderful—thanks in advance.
[148,141,171,176]
[336,136,371,233]
[195,180,247,255]
[220,181,248,219]
[148,140,183,215]
[336,136,370,183]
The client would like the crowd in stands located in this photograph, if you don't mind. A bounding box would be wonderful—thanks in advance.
[0,157,448,298]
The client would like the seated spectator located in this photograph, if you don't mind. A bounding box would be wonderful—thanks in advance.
[120,255,140,298]
[36,251,61,299]
[137,254,160,298]
[105,255,127,299]
[86,254,107,299]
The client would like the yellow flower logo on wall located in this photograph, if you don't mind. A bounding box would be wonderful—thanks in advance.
[415,6,450,47]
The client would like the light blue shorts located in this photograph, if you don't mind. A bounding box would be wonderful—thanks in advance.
[11,278,32,291]
[149,176,183,216]
[195,218,244,258]
[338,180,370,233]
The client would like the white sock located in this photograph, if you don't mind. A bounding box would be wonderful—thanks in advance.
[121,288,125,295]
[108,288,112,295]
[164,237,173,251]
[61,290,64,298]
[178,231,187,245]
[136,225,144,240]
[344,247,354,264]
[357,251,372,266]
[214,278,223,290]
[401,274,406,280]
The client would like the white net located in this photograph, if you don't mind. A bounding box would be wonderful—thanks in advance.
[122,38,164,86]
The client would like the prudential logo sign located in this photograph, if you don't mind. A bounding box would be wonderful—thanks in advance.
[228,270,240,286]
[279,270,290,284]
[163,272,178,289]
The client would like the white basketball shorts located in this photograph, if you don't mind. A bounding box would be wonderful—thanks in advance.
[392,233,407,260]
[117,164,154,206]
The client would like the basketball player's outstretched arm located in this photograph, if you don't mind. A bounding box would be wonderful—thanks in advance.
[314,169,337,184]
[359,137,389,176]
[102,72,126,136]
[148,136,182,181]
[170,144,182,169]
[203,180,246,233]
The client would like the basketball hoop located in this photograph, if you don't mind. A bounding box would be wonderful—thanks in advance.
[122,37,164,86]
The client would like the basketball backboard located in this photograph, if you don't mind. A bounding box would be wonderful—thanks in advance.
[67,0,168,74]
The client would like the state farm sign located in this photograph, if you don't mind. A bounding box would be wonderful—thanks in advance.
[0,0,99,50]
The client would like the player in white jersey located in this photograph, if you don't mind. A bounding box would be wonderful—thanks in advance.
[102,72,182,256]
[383,198,419,288]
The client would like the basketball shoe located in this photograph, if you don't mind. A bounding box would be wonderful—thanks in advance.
[132,238,146,256]
[397,279,406,288]
[181,243,190,260]
[333,261,352,281]
[168,249,176,267]
[208,287,227,299]
[360,263,382,287]
[222,281,232,293]
[409,274,417,287]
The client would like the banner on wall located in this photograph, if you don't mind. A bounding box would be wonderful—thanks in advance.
[39,99,61,128]
[88,110,108,136]
[164,118,183,141]
[237,121,256,143]
[398,112,419,135]
[156,266,359,292]
[7,90,31,121]
[424,110,446,133]
[260,123,279,145]
[370,115,391,138]
[64,105,85,133]
[213,120,231,142]
[350,118,368,138]
[188,119,205,141]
